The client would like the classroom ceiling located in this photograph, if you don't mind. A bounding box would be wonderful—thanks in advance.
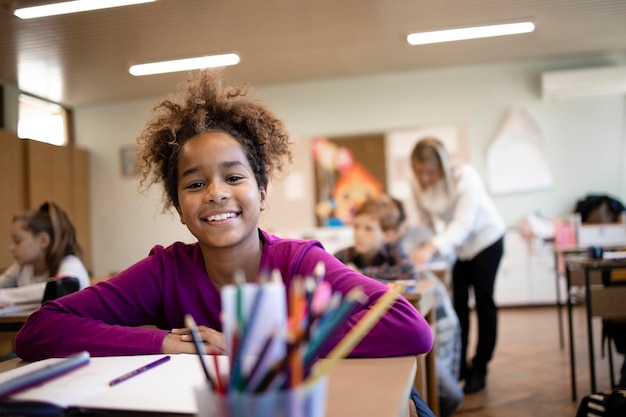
[1,0,626,108]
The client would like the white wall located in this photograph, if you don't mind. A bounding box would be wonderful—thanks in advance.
[75,56,626,276]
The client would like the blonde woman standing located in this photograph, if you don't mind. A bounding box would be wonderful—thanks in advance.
[409,137,505,394]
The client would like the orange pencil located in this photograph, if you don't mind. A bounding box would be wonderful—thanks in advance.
[305,283,405,384]
[288,276,305,387]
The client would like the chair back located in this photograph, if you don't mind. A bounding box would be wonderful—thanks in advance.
[42,276,80,303]
[589,259,626,319]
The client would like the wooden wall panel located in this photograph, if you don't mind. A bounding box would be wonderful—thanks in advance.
[26,140,73,211]
[72,147,92,272]
[330,134,386,186]
[0,130,91,275]
[0,131,26,270]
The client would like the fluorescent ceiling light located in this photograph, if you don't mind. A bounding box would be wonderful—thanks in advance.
[129,54,241,76]
[14,0,156,19]
[407,21,535,46]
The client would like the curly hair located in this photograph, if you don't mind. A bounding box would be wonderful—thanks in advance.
[137,69,293,209]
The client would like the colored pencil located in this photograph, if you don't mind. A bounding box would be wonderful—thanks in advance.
[303,287,367,365]
[0,351,90,398]
[313,261,325,285]
[305,283,406,383]
[230,283,266,391]
[242,327,277,391]
[252,329,303,393]
[185,314,218,391]
[212,354,224,394]
[288,276,307,388]
[109,355,171,387]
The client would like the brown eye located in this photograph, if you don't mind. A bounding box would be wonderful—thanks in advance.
[185,181,204,190]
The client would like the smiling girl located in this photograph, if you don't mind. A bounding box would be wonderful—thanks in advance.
[15,70,432,372]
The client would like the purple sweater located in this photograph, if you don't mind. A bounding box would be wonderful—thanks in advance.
[15,230,432,361]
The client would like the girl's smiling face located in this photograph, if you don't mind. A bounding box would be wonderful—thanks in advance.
[176,131,267,251]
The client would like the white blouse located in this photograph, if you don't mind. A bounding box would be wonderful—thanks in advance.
[412,164,505,261]
[0,255,89,304]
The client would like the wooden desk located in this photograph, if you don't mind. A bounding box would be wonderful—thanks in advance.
[0,307,37,357]
[0,355,416,417]
[417,260,450,288]
[403,279,438,417]
[554,245,626,351]
[563,254,626,401]
[0,310,35,330]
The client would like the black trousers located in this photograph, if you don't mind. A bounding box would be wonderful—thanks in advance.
[452,237,504,375]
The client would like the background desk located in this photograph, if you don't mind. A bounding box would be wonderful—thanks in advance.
[403,279,438,417]
[554,245,626,350]
[564,254,626,401]
[0,309,35,330]
[0,355,416,417]
[0,307,37,358]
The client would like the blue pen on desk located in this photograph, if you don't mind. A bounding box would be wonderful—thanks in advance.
[108,355,171,387]
[0,351,90,398]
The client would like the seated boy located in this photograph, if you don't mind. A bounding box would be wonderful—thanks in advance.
[333,193,417,282]
[391,198,465,417]
[334,193,464,417]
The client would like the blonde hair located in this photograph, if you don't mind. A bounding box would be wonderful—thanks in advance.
[410,137,454,194]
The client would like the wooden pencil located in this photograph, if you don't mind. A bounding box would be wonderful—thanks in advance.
[305,283,406,383]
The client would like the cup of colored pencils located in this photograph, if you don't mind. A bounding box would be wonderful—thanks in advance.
[195,373,329,417]
[193,263,403,417]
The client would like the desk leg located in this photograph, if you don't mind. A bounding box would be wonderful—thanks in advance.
[584,267,596,393]
[555,251,564,350]
[566,266,577,402]
[0,333,16,358]
[414,356,426,403]
[425,308,439,417]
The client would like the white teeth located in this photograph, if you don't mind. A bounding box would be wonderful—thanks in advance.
[206,213,236,222]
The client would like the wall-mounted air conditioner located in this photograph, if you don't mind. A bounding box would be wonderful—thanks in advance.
[541,65,626,101]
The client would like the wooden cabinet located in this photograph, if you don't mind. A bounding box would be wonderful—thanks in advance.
[0,130,26,271]
[0,130,91,272]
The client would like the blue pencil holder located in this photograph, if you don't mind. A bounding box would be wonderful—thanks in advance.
[195,375,329,417]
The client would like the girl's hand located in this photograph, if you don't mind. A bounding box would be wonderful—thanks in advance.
[163,326,226,354]
[411,242,438,265]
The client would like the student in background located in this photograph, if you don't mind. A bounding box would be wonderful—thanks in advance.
[409,137,505,394]
[335,194,463,416]
[334,193,435,417]
[0,202,89,304]
[391,197,464,417]
[333,193,417,282]
[15,70,433,413]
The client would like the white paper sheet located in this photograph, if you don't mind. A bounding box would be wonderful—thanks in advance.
[487,108,553,194]
[0,354,229,414]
